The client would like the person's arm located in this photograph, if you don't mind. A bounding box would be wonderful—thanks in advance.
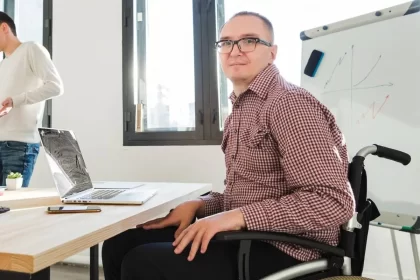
[239,91,355,234]
[12,42,63,107]
[197,192,224,218]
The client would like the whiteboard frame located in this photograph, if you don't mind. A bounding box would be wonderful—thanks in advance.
[300,0,420,41]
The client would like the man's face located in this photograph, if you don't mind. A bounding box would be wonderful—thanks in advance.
[217,15,277,84]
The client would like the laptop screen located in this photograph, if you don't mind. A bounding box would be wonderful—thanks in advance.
[38,128,93,198]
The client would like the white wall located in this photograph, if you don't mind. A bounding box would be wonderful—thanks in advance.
[48,0,419,278]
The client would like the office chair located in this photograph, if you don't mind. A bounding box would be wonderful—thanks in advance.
[214,144,411,280]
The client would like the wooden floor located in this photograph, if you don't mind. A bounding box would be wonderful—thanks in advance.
[51,263,105,280]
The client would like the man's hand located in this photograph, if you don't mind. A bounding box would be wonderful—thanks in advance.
[0,97,13,117]
[138,199,204,238]
[172,209,246,261]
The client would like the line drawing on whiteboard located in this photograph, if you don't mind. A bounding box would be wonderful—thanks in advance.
[356,94,390,124]
[322,83,393,94]
[324,51,348,89]
[322,45,393,94]
[353,54,382,87]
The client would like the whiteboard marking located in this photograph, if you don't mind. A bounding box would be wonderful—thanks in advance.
[356,94,390,124]
[321,45,393,95]
[353,54,382,87]
[324,51,348,89]
[322,82,393,94]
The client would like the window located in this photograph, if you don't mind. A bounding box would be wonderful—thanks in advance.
[122,0,407,146]
[0,0,53,127]
[123,0,216,146]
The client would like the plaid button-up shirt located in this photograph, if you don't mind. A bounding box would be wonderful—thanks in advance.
[201,64,355,262]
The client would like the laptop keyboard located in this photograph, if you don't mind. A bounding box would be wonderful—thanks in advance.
[79,189,125,200]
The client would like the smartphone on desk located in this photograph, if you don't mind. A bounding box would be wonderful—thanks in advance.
[47,205,101,214]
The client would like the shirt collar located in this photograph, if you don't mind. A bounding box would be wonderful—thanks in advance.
[229,64,280,103]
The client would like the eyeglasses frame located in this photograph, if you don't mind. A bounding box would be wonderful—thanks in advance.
[214,37,272,53]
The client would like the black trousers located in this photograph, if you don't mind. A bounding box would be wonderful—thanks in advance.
[102,226,302,280]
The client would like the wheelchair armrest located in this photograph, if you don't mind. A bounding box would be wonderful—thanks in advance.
[214,230,345,257]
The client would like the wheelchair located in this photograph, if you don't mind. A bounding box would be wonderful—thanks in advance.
[215,144,411,280]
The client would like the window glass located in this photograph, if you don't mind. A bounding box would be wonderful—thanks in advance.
[14,0,44,44]
[133,0,196,132]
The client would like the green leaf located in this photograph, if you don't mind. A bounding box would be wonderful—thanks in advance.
[7,172,22,179]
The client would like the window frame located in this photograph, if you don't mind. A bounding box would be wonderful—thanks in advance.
[42,0,53,128]
[1,0,53,128]
[122,0,225,146]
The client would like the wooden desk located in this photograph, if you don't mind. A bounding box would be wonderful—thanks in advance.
[0,188,60,209]
[0,182,211,280]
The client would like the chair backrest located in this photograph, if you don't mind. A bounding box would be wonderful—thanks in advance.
[337,161,380,276]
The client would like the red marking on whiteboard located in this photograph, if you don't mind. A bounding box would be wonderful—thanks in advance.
[357,95,390,123]
[372,94,390,119]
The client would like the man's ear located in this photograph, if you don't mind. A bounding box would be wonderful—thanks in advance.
[270,45,278,62]
[0,23,8,33]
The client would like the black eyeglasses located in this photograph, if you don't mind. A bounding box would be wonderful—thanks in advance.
[215,37,272,54]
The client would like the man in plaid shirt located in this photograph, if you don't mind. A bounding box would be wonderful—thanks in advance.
[102,11,355,280]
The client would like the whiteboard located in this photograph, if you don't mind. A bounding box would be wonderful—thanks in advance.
[300,1,420,217]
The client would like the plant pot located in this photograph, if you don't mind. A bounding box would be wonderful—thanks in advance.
[6,178,23,190]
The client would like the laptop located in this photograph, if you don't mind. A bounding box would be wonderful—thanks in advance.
[38,127,157,205]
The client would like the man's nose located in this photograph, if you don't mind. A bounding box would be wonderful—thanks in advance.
[230,43,242,56]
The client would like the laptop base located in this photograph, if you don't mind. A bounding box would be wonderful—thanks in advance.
[63,189,158,205]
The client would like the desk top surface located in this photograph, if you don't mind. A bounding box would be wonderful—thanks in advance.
[0,188,61,209]
[0,182,211,274]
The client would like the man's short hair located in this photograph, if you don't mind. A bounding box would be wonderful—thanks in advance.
[222,11,275,43]
[0,12,17,36]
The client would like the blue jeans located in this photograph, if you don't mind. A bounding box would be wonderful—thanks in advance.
[0,141,40,187]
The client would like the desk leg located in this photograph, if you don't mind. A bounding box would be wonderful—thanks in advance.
[410,234,420,280]
[390,229,403,280]
[0,267,50,280]
[90,244,99,280]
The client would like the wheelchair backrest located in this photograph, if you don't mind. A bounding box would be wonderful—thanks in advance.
[337,160,380,276]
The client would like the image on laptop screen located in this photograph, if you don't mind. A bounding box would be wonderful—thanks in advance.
[39,128,93,198]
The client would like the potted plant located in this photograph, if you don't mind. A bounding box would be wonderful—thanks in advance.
[6,172,23,190]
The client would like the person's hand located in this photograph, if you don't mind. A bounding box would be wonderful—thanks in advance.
[138,199,204,238]
[0,97,13,117]
[172,209,246,261]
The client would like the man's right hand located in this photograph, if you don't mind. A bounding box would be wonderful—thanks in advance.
[0,106,11,117]
[138,199,204,238]
[0,98,13,117]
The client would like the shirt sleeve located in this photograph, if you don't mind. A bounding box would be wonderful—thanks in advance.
[199,192,224,217]
[12,42,64,107]
[239,91,355,234]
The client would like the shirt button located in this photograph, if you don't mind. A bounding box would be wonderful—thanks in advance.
[235,104,240,108]
[234,129,238,133]
[231,154,235,159]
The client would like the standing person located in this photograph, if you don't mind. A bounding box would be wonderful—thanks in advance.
[0,11,64,187]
